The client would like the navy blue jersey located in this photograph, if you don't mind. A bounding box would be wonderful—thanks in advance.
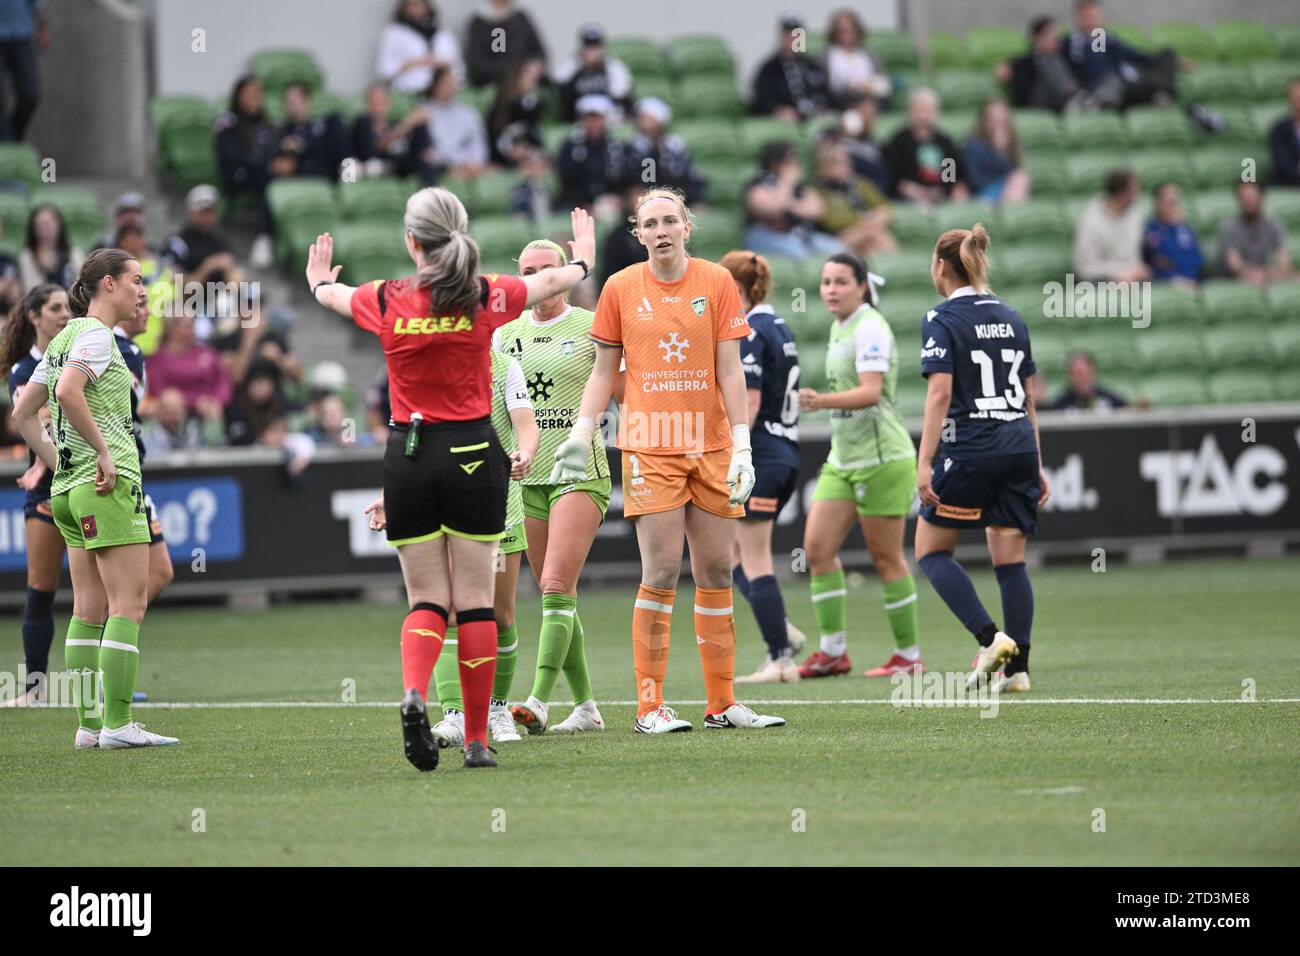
[114,329,148,462]
[920,290,1038,460]
[8,346,53,499]
[740,305,800,462]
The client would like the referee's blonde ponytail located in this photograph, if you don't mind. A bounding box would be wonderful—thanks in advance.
[405,187,482,315]
[934,223,991,294]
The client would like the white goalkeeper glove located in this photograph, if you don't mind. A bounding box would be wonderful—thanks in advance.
[549,416,595,483]
[726,424,755,505]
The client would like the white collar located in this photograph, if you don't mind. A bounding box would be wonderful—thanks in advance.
[947,285,977,299]
[529,304,571,327]
[745,303,774,319]
[29,345,42,360]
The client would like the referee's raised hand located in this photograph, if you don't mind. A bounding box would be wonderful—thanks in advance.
[306,233,342,291]
[567,207,596,268]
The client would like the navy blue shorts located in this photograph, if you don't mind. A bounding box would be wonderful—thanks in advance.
[23,491,54,525]
[144,493,165,545]
[744,446,800,521]
[919,452,1040,534]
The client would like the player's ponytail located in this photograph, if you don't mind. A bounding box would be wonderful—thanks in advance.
[934,223,992,294]
[0,283,63,376]
[719,250,771,306]
[405,187,482,316]
[70,248,138,316]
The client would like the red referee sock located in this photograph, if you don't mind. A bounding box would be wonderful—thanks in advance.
[456,608,498,748]
[400,603,447,701]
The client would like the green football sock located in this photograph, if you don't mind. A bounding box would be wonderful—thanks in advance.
[492,623,518,700]
[883,574,919,651]
[811,569,848,655]
[433,626,463,714]
[98,616,139,731]
[64,617,103,732]
[562,609,594,703]
[530,592,576,703]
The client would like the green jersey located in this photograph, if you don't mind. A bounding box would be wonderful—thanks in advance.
[824,303,914,470]
[493,305,608,485]
[491,349,531,528]
[34,316,141,497]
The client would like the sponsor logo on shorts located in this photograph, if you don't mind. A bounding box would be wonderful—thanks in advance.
[81,516,97,539]
[935,503,982,520]
[460,460,484,475]
[748,495,778,513]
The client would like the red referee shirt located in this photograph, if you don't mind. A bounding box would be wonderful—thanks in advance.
[351,272,528,423]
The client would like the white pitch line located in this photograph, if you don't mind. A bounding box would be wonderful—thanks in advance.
[100,697,1300,710]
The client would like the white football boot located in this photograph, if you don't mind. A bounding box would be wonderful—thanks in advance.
[785,619,808,655]
[488,699,522,742]
[634,704,692,734]
[549,699,605,734]
[735,653,801,684]
[510,695,548,735]
[74,727,100,749]
[431,708,465,749]
[703,702,786,729]
[99,722,179,749]
[991,671,1032,694]
[967,632,1019,690]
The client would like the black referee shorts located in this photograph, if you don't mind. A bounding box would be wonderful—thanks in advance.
[383,417,509,546]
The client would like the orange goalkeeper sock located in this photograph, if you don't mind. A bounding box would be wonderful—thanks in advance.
[632,584,674,717]
[694,585,736,715]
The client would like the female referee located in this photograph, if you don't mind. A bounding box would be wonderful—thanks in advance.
[306,188,594,769]
[553,187,784,733]
[12,250,177,749]
[915,224,1049,693]
[717,251,804,684]
[797,252,922,680]
[499,239,611,736]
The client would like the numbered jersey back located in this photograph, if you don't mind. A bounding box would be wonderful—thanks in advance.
[920,292,1038,461]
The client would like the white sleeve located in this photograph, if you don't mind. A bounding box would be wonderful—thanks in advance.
[853,320,892,374]
[66,326,115,381]
[504,358,531,412]
[29,355,48,386]
[434,29,465,86]
[374,24,405,83]
[491,327,503,352]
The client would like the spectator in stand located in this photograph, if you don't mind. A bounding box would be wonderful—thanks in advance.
[91,192,146,251]
[554,24,632,122]
[752,13,831,120]
[600,182,649,287]
[1219,181,1293,287]
[351,81,437,184]
[17,204,83,292]
[1142,182,1202,286]
[140,386,223,454]
[226,359,288,447]
[466,0,547,89]
[810,139,895,257]
[273,82,347,182]
[1268,77,1300,188]
[146,314,233,417]
[963,97,1030,204]
[1060,0,1176,110]
[365,368,391,442]
[487,56,546,166]
[374,0,464,94]
[308,393,374,448]
[113,224,161,285]
[556,93,634,214]
[423,65,489,179]
[743,140,844,260]
[997,16,1081,112]
[1050,351,1128,412]
[1074,169,1149,283]
[507,146,554,222]
[161,185,243,287]
[830,91,891,195]
[0,0,44,140]
[629,97,706,204]
[883,88,968,203]
[822,9,892,107]
[213,74,276,269]
[0,219,21,314]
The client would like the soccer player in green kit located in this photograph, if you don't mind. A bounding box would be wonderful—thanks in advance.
[500,240,611,735]
[796,252,923,679]
[12,249,179,749]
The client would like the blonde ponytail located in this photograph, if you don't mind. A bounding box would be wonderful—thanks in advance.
[405,187,482,315]
[934,223,992,293]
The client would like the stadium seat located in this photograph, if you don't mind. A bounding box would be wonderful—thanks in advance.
[1207,369,1276,403]
[1178,64,1254,107]
[1147,22,1217,61]
[1210,105,1264,147]
[1266,280,1300,325]
[688,208,742,260]
[673,119,742,164]
[877,291,937,340]
[1107,24,1154,51]
[607,37,669,80]
[870,250,934,291]
[999,199,1072,245]
[893,375,927,418]
[1266,189,1300,233]
[1274,24,1300,61]
[0,142,40,190]
[1274,367,1300,401]
[798,342,826,390]
[37,187,105,251]
[931,70,1000,111]
[1148,282,1206,325]
[883,204,934,247]
[150,94,213,134]
[926,32,970,70]
[965,27,1024,69]
[337,178,408,223]
[1022,152,1069,199]
[1212,20,1277,63]
[1070,327,1144,374]
[1132,148,1197,193]
[1190,146,1256,191]
[1012,109,1064,153]
[1203,325,1275,369]
[631,75,676,112]
[869,30,919,71]
[943,109,979,140]
[1187,189,1238,239]
[1269,325,1300,365]
[1029,328,1071,378]
[468,216,533,265]
[995,242,1071,286]
[667,35,736,79]
[674,75,743,119]
[464,169,519,217]
[1063,111,1128,152]
[1137,372,1201,406]
[250,48,323,97]
[1124,107,1195,149]
[697,162,750,209]
[0,191,27,248]
[931,200,999,236]
[739,116,804,160]
[1065,153,1130,195]
[996,284,1050,325]
[1135,327,1206,372]
[1199,280,1270,325]
[1249,62,1298,104]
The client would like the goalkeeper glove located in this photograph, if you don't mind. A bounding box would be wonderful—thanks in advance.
[550,416,595,483]
[726,424,755,505]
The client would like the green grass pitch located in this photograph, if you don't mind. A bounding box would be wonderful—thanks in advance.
[1,558,1297,866]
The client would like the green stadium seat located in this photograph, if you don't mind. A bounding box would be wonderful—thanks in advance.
[926,32,970,70]
[0,191,27,247]
[1249,62,1299,104]
[1030,329,1072,377]
[1070,327,1143,374]
[267,177,333,217]
[965,27,1024,69]
[36,187,105,251]
[870,31,919,72]
[1023,152,1069,199]
[667,35,735,78]
[345,250,411,284]
[279,204,339,271]
[885,204,935,246]
[1180,63,1255,108]
[1269,325,1300,365]
[995,242,1071,287]
[1266,280,1300,325]
[1066,153,1129,195]
[1125,107,1195,149]
[1148,282,1206,325]
[250,48,323,96]
[674,75,743,119]
[468,216,533,265]
[607,37,669,80]
[337,178,409,223]
[877,291,937,340]
[1187,189,1238,239]
[738,116,804,160]
[150,95,213,133]
[996,284,1049,325]
[1274,24,1300,61]
[1274,367,1300,401]
[799,344,827,390]
[1208,369,1276,403]
[1200,280,1270,325]
[1012,109,1064,151]
[931,200,999,235]
[1136,327,1206,372]
[888,70,928,101]
[688,208,742,260]
[1147,22,1217,61]
[870,251,934,291]
[999,199,1071,245]
[673,120,742,164]
[631,75,676,111]
[1203,325,1275,369]
[1266,188,1300,233]
[1251,104,1287,139]
[1212,20,1277,63]
[698,162,751,209]
[1190,146,1254,191]
[1107,24,1154,51]
[872,111,909,144]
[1132,148,1197,192]
[931,70,1000,112]
[0,142,41,190]
[1209,105,1263,147]
[1063,111,1128,152]
[463,169,518,216]
[1138,371,1205,406]
[893,376,927,419]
